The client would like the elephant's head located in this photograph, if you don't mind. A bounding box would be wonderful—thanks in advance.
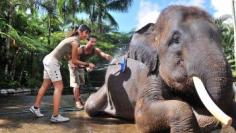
[154,6,234,112]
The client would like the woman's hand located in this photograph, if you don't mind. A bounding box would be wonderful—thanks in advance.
[69,60,78,70]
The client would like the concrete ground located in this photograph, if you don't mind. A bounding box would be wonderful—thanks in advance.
[0,94,137,133]
[0,94,235,133]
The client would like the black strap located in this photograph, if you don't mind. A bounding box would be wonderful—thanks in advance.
[81,46,85,55]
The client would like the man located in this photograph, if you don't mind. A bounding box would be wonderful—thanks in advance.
[68,35,112,109]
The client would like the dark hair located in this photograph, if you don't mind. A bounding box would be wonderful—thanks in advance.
[70,24,91,37]
[87,35,97,41]
[78,24,91,33]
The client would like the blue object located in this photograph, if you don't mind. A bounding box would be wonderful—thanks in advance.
[119,56,126,72]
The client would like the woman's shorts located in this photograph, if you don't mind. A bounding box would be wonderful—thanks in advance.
[68,63,85,88]
[43,55,62,82]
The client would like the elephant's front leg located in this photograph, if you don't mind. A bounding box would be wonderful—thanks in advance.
[193,109,221,132]
[85,84,107,116]
[135,100,200,133]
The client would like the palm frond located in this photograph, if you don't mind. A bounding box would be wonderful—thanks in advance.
[106,0,132,12]
[104,13,118,29]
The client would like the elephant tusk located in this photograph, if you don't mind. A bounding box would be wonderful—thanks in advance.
[192,76,232,127]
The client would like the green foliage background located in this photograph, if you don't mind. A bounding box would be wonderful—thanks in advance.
[0,0,132,88]
[0,1,236,89]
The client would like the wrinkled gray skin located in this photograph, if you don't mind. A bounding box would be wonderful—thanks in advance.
[85,5,236,133]
[85,58,149,120]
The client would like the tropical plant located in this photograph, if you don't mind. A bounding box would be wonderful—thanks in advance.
[81,0,133,33]
[214,16,235,73]
[0,0,133,89]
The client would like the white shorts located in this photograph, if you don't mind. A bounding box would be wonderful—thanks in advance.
[43,55,62,82]
[68,62,85,88]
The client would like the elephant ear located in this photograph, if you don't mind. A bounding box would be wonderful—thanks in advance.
[128,23,159,74]
[135,23,155,34]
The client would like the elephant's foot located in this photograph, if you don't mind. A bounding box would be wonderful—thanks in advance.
[135,99,200,133]
[85,85,108,117]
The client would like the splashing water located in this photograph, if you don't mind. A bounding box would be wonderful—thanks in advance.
[109,46,128,64]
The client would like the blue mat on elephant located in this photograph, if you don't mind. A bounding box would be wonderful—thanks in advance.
[109,56,127,73]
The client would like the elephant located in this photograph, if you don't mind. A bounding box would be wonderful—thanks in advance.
[85,5,236,132]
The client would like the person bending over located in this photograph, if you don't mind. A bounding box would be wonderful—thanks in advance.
[29,24,94,123]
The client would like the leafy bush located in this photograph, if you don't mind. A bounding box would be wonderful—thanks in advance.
[215,17,236,75]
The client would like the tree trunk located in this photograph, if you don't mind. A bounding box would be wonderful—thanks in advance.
[31,52,36,78]
[98,13,103,33]
[4,2,14,77]
[9,48,20,80]
[19,58,26,82]
[90,4,95,32]
[72,0,77,28]
[48,15,51,46]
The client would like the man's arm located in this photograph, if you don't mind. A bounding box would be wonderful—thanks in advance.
[95,48,112,61]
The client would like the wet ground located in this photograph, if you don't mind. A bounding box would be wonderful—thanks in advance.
[0,94,137,133]
[0,94,235,133]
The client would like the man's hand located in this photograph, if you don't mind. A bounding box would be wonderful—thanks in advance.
[106,54,113,61]
[86,63,95,72]
[86,67,92,72]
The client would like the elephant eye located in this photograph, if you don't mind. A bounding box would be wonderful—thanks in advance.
[173,32,180,43]
[168,31,180,46]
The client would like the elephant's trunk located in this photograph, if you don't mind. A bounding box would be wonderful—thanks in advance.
[186,40,234,113]
[192,76,232,126]
[185,41,235,126]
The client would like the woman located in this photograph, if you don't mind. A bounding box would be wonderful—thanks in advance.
[29,24,93,123]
